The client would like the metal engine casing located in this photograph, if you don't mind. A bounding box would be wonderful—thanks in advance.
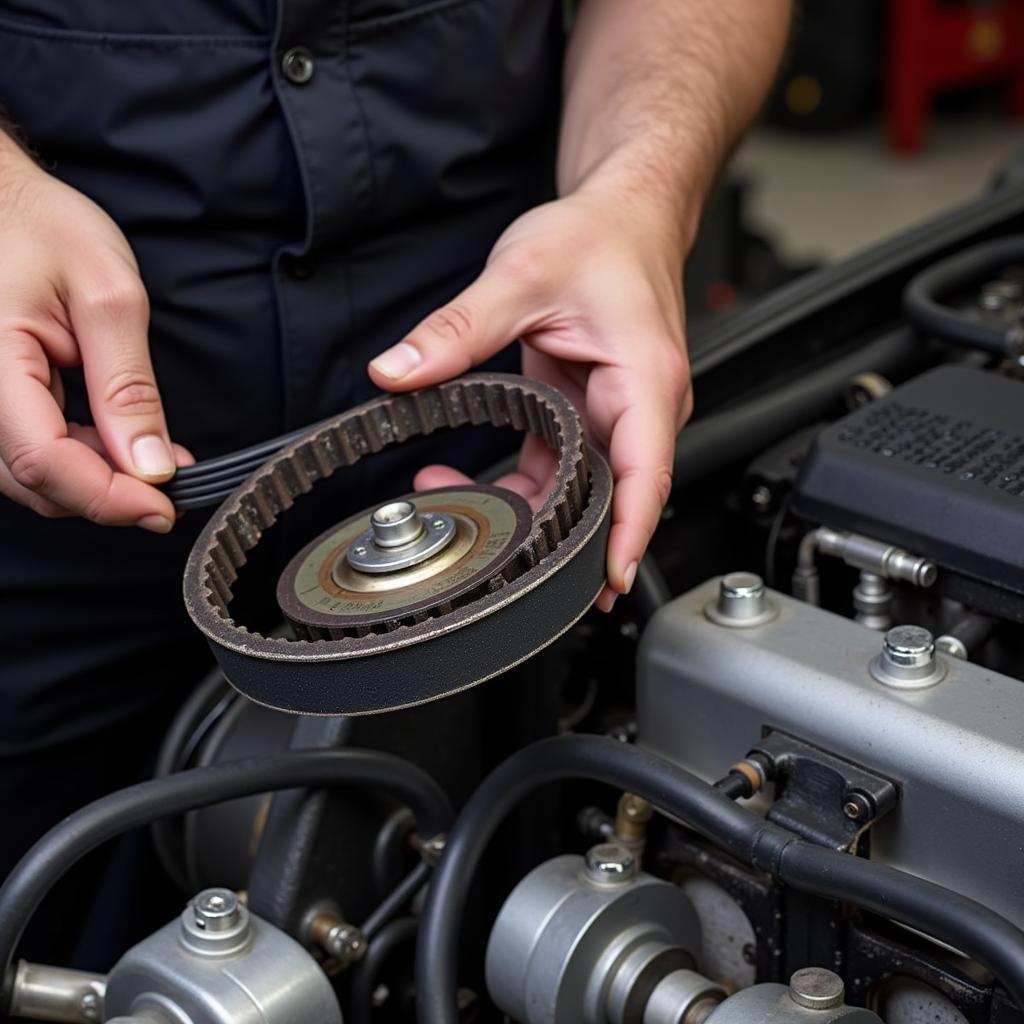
[104,894,341,1024]
[636,577,1024,926]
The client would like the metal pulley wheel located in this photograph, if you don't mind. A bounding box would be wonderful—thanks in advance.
[183,373,613,715]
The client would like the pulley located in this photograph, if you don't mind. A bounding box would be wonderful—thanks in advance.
[183,374,612,714]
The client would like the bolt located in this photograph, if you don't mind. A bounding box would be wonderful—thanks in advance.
[79,992,100,1022]
[414,832,447,866]
[325,922,366,964]
[721,572,764,602]
[192,888,241,932]
[709,571,774,626]
[842,791,873,822]
[872,624,946,689]
[750,484,773,509]
[742,942,757,965]
[621,793,652,822]
[883,625,935,669]
[584,842,637,884]
[789,967,845,1010]
[432,519,446,529]
[308,911,366,966]
[353,545,367,556]
[370,500,424,548]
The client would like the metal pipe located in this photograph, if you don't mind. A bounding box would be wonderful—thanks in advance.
[10,962,106,1024]
[792,527,936,605]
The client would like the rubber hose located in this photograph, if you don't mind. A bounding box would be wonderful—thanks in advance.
[360,862,431,942]
[673,328,921,487]
[415,734,1024,1024]
[903,236,1024,356]
[777,843,1024,1010]
[348,917,419,1024]
[150,670,234,891]
[416,735,789,1024]
[0,749,451,1015]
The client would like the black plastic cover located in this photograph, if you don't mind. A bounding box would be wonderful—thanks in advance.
[795,366,1024,594]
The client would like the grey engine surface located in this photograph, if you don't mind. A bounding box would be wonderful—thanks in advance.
[637,577,1024,926]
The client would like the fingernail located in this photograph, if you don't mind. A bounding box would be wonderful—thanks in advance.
[131,434,174,478]
[137,514,173,534]
[370,342,422,381]
[623,561,638,594]
[596,590,618,613]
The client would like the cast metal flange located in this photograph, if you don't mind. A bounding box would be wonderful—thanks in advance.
[183,374,612,715]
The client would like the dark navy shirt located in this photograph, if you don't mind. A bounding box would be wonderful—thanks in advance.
[0,0,563,747]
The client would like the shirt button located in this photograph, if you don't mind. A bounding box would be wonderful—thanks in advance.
[281,46,315,85]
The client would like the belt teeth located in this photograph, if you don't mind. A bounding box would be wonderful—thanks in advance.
[186,372,596,649]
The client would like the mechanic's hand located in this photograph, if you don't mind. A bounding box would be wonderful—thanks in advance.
[368,189,692,611]
[0,136,190,531]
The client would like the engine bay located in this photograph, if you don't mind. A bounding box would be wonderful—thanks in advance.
[6,180,1024,1024]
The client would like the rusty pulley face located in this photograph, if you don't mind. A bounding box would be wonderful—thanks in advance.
[183,374,612,715]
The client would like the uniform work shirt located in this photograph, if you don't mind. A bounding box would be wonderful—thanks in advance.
[0,0,564,749]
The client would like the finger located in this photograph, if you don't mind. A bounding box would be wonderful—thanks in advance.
[0,460,72,518]
[604,399,678,595]
[594,583,618,614]
[0,342,176,530]
[173,443,196,468]
[68,424,195,471]
[414,465,474,491]
[66,269,177,484]
[49,367,65,412]
[368,257,542,390]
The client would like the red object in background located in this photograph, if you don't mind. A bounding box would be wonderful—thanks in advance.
[887,0,1024,151]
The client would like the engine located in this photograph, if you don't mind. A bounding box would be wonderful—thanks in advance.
[7,190,1024,1024]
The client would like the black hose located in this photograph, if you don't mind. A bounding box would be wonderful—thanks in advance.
[415,734,1024,1024]
[150,670,235,891]
[0,750,451,1013]
[777,843,1024,1007]
[903,236,1024,356]
[360,862,431,942]
[673,329,921,487]
[416,735,790,1024]
[348,917,419,1024]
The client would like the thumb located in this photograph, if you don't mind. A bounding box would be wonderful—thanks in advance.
[368,261,533,391]
[69,269,176,483]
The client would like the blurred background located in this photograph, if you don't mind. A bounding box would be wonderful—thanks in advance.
[687,0,1024,327]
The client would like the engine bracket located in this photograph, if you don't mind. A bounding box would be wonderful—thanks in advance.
[750,731,899,853]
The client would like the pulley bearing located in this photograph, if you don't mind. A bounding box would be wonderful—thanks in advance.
[183,374,612,715]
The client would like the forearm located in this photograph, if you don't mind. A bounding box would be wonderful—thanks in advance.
[559,0,791,252]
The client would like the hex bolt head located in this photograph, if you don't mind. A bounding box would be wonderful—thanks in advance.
[584,842,637,884]
[789,967,845,1010]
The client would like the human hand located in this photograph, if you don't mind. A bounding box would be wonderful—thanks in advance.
[0,136,190,531]
[368,186,692,611]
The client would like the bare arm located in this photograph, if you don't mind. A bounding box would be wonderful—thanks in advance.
[561,0,792,249]
[369,0,791,608]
